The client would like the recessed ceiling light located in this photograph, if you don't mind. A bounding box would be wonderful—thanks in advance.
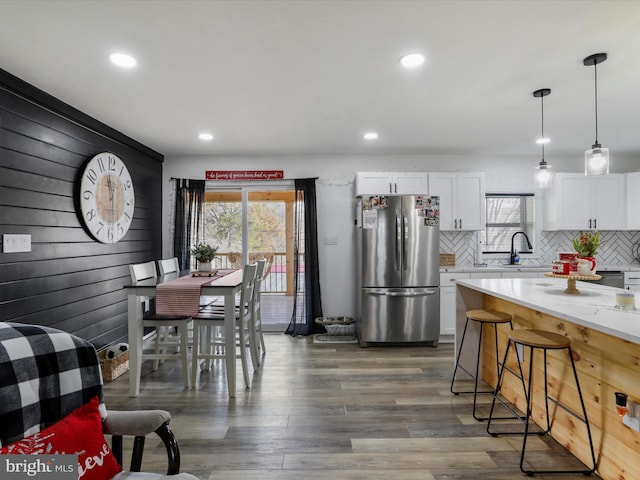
[536,137,550,144]
[198,133,214,141]
[399,53,425,68]
[109,53,137,68]
[363,132,378,140]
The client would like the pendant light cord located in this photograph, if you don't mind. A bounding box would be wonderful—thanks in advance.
[540,94,545,161]
[593,61,599,145]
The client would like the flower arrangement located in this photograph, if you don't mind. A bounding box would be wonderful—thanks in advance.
[572,231,601,258]
[190,242,218,263]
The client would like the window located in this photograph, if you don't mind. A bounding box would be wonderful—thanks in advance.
[483,194,535,255]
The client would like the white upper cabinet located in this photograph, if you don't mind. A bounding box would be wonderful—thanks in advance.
[429,172,485,230]
[355,172,428,196]
[627,173,640,230]
[543,173,626,231]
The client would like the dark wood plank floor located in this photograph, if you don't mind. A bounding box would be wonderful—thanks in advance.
[103,334,601,479]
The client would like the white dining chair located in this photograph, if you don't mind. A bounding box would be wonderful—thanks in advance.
[190,263,257,390]
[250,259,267,369]
[129,261,192,388]
[205,258,266,371]
[158,257,180,275]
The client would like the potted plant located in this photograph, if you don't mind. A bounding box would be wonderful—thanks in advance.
[572,231,601,275]
[191,242,218,271]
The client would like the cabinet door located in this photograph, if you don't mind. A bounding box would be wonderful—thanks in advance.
[627,173,640,230]
[394,173,428,195]
[440,287,456,336]
[429,173,456,230]
[457,173,485,230]
[355,172,394,196]
[558,174,590,230]
[592,174,625,230]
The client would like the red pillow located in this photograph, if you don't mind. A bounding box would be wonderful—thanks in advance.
[1,396,121,480]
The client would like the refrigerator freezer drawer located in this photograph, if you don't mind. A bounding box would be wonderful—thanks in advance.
[359,287,440,344]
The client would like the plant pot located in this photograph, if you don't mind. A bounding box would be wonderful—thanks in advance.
[198,261,213,272]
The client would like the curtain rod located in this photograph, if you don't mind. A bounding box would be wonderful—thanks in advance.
[169,176,319,181]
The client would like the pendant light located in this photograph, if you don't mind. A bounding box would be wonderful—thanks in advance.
[533,88,552,188]
[583,53,609,176]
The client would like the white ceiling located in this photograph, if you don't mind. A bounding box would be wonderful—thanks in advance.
[1,0,640,160]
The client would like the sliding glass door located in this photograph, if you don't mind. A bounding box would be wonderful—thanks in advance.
[203,183,295,331]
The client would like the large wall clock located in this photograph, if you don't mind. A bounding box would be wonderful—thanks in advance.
[79,152,135,243]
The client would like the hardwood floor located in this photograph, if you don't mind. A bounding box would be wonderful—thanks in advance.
[102,334,601,479]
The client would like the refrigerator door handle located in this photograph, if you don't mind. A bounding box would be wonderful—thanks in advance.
[396,215,402,270]
[402,215,408,270]
[367,290,438,297]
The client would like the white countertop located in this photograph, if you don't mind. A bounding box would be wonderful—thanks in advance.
[456,277,640,344]
[441,263,640,273]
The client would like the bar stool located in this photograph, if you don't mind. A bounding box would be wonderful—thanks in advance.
[486,329,597,476]
[450,309,514,420]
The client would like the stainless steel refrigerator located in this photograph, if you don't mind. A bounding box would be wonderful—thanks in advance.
[356,195,440,346]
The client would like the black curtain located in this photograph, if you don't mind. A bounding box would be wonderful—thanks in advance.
[286,178,325,336]
[173,179,205,270]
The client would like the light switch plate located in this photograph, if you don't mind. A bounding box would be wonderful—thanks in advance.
[324,235,338,245]
[3,234,32,253]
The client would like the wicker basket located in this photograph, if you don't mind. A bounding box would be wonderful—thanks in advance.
[99,349,129,382]
[440,254,456,266]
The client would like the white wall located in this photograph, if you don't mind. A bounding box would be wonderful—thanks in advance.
[162,153,639,317]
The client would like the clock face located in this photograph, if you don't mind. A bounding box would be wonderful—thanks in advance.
[79,152,135,243]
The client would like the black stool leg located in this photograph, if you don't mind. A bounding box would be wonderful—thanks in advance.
[487,339,512,435]
[519,346,596,476]
[519,344,536,474]
[487,340,530,436]
[450,317,470,395]
[453,317,520,422]
[567,346,597,475]
[471,322,485,420]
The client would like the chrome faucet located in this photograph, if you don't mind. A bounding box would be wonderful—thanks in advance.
[510,231,533,265]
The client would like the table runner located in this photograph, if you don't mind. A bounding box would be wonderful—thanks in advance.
[156,269,235,316]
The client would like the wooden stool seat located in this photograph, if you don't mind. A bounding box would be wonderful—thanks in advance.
[451,309,514,421]
[509,329,571,349]
[466,309,512,324]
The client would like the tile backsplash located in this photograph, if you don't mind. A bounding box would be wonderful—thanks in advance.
[441,230,640,266]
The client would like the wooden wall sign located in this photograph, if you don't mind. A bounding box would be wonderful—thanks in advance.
[205,170,284,181]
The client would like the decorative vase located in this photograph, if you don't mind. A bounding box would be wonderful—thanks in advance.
[198,261,212,272]
[577,256,597,276]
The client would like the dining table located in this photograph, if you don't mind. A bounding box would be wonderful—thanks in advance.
[123,268,244,397]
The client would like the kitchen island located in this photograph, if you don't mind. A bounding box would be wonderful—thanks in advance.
[454,277,640,480]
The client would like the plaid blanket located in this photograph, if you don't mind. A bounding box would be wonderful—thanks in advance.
[0,322,104,447]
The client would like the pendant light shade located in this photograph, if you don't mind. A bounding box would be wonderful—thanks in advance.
[584,53,609,176]
[533,88,552,188]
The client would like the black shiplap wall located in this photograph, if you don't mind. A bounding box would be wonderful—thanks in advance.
[0,68,163,348]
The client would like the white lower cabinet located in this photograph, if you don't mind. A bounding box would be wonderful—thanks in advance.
[440,272,469,340]
[624,271,640,292]
[439,270,545,341]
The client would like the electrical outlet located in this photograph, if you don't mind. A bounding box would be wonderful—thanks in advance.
[3,234,31,253]
[623,400,640,432]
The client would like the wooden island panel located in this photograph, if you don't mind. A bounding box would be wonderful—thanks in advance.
[478,294,640,480]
